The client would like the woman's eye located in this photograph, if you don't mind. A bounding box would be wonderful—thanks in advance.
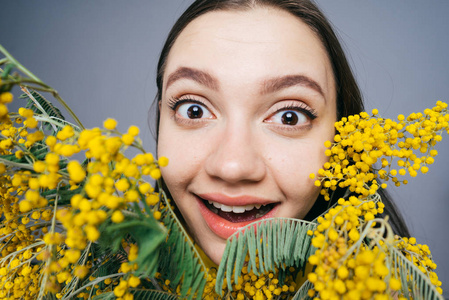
[269,110,307,126]
[177,102,213,119]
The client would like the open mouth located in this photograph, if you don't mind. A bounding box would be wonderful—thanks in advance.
[203,199,276,223]
[196,194,280,239]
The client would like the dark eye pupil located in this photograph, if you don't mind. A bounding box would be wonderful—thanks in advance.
[281,111,298,125]
[187,105,203,119]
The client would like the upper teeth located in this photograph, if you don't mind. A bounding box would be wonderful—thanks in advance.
[208,201,263,213]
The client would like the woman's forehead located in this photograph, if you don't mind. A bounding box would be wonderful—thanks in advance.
[164,7,335,101]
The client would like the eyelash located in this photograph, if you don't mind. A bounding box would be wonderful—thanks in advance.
[166,96,318,130]
[274,103,318,120]
[167,96,206,111]
[168,98,317,116]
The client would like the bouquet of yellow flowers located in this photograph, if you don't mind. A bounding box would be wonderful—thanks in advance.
[0,45,445,300]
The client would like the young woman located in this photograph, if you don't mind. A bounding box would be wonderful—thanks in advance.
[154,0,409,265]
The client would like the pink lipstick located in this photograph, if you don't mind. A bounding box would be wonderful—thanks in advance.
[196,193,279,239]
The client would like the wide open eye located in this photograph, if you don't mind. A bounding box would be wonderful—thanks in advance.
[176,102,213,120]
[269,109,308,126]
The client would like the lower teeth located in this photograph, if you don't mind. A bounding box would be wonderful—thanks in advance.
[255,212,266,218]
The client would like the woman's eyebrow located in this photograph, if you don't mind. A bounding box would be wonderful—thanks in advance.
[261,75,325,99]
[165,67,219,91]
[165,68,324,100]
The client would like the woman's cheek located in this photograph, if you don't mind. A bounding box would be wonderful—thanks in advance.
[159,149,192,191]
[269,140,326,211]
[159,130,206,193]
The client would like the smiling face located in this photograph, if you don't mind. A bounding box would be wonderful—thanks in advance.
[157,6,337,264]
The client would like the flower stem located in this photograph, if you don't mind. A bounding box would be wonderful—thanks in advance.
[0,44,42,82]
[0,43,85,130]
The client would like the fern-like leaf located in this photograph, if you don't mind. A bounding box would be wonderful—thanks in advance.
[20,88,64,120]
[19,87,73,134]
[216,218,316,293]
[91,293,115,300]
[88,245,126,283]
[130,289,180,300]
[390,246,443,300]
[292,280,314,300]
[156,190,207,299]
[93,289,179,300]
[99,214,167,278]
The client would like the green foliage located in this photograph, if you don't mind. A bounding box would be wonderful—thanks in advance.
[88,242,126,282]
[157,190,207,299]
[99,212,167,278]
[0,63,15,81]
[216,218,316,293]
[20,89,64,120]
[390,247,443,300]
[0,141,48,165]
[41,185,83,206]
[292,280,313,300]
[18,88,78,135]
[130,289,181,300]
[93,290,180,300]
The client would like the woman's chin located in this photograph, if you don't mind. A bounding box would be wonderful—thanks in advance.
[197,236,227,266]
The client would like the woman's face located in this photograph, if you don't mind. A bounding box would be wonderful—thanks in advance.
[158,7,336,264]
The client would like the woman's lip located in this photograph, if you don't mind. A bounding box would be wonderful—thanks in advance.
[196,195,279,240]
[197,193,276,206]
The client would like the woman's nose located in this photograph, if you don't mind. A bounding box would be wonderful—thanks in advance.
[204,124,266,184]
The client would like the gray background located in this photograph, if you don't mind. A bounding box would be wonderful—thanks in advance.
[1,0,448,295]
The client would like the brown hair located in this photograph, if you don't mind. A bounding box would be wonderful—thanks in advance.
[152,0,410,237]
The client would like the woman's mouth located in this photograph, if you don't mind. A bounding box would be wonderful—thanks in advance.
[195,194,279,239]
[204,200,275,223]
